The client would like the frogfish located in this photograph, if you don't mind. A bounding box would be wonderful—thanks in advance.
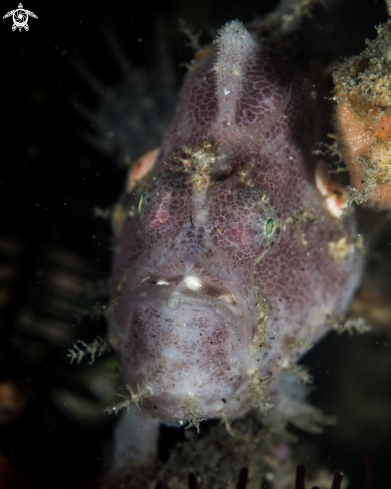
[108,20,363,464]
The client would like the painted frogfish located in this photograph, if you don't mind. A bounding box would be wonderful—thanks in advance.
[108,20,363,464]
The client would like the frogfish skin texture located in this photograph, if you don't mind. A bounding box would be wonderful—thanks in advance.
[109,21,363,430]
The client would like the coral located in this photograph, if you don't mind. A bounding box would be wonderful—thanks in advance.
[333,18,391,209]
[102,411,335,489]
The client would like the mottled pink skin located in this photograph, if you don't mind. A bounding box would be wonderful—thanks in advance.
[109,29,362,424]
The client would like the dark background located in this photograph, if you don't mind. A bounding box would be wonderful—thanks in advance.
[0,0,390,487]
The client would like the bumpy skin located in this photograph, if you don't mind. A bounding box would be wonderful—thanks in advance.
[109,22,362,427]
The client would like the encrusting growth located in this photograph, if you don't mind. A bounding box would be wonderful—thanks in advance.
[333,15,391,209]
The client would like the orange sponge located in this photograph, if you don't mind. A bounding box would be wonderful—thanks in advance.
[333,22,391,209]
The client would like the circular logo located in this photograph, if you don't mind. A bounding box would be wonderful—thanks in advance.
[12,8,28,30]
[3,3,38,32]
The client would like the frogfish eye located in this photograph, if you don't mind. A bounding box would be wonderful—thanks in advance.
[138,192,145,216]
[264,218,276,236]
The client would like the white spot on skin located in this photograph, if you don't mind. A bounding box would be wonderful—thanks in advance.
[157,280,170,285]
[218,293,235,304]
[184,275,202,290]
[281,357,290,369]
[224,88,231,95]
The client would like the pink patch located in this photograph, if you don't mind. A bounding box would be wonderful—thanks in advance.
[272,442,289,461]
[149,195,170,228]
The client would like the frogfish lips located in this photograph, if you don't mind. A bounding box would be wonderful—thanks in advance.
[109,264,255,420]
